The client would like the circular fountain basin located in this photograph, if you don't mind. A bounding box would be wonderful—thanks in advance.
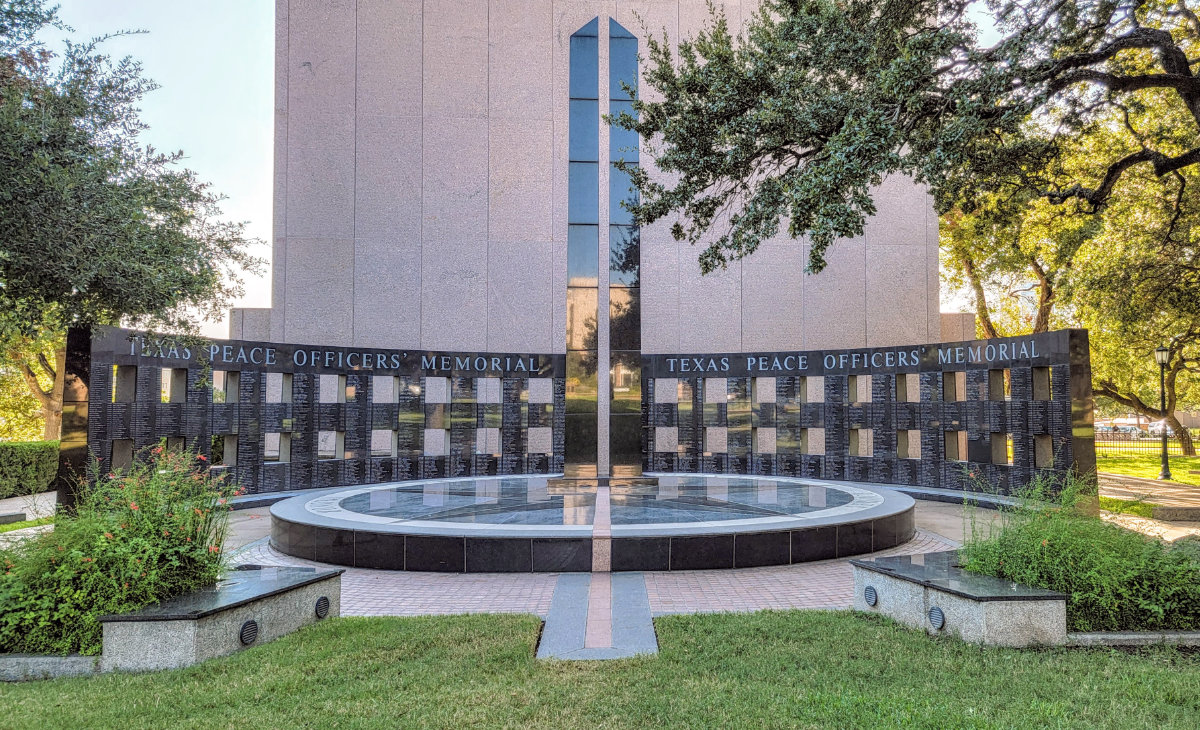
[270,474,915,572]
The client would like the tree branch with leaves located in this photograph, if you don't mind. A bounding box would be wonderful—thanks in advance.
[616,0,1200,274]
[0,1,263,439]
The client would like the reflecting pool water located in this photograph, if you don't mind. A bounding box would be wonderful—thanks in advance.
[335,475,857,527]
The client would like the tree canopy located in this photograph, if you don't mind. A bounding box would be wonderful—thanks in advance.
[0,0,262,438]
[0,0,261,342]
[618,0,1200,273]
[936,57,1200,452]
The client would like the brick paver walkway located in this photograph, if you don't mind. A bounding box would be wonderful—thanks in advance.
[234,529,957,618]
[236,540,559,617]
[645,530,955,614]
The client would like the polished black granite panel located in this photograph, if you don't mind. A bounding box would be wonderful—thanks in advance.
[733,531,790,568]
[872,509,916,550]
[670,535,734,570]
[871,513,900,550]
[851,551,1068,601]
[71,327,566,499]
[272,520,353,565]
[533,538,592,572]
[836,521,874,557]
[612,537,671,571]
[270,476,913,572]
[791,526,837,562]
[405,535,465,572]
[640,330,1096,500]
[98,567,342,622]
[466,538,534,572]
[352,531,406,570]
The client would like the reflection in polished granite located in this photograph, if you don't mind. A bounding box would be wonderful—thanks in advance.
[335,475,857,527]
[97,567,343,622]
[851,551,1068,601]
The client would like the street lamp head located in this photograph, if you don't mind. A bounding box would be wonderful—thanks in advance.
[1154,345,1170,366]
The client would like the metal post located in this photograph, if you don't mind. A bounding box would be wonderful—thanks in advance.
[1159,360,1172,481]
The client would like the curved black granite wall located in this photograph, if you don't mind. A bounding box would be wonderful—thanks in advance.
[641,330,1095,496]
[57,327,566,503]
[58,327,1094,505]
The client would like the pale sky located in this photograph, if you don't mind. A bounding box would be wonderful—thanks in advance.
[53,0,276,337]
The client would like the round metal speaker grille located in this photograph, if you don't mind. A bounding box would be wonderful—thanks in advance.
[239,619,259,645]
[863,585,878,607]
[928,606,945,631]
[315,595,330,619]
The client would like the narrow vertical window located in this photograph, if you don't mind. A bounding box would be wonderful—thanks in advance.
[608,19,641,473]
[566,18,600,473]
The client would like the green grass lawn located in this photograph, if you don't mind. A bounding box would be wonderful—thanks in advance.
[2,611,1197,729]
[1098,495,1156,517]
[0,516,51,534]
[1096,454,1200,487]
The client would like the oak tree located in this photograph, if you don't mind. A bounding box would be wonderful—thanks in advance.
[617,0,1200,274]
[0,1,262,438]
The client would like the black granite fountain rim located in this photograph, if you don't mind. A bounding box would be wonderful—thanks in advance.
[268,474,914,539]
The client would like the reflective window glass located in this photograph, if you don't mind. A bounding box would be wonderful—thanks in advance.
[609,18,634,38]
[610,413,641,468]
[609,225,639,286]
[610,351,642,414]
[566,287,599,350]
[609,21,638,100]
[566,352,599,412]
[569,35,598,99]
[609,99,639,162]
[568,162,599,224]
[609,164,637,225]
[576,17,599,36]
[565,412,598,463]
[568,225,599,285]
[609,287,641,350]
[569,99,599,162]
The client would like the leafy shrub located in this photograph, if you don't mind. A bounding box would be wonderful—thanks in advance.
[0,446,240,655]
[960,473,1200,632]
[0,440,59,499]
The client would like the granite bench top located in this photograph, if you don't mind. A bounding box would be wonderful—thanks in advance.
[850,551,1067,602]
[98,566,343,622]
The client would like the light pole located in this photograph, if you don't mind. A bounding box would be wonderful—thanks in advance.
[1154,345,1172,481]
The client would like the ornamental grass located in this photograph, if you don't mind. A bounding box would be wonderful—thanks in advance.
[960,472,1200,632]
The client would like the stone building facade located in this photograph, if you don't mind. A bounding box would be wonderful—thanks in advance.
[235,1,946,475]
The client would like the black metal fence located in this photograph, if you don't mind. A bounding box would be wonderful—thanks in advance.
[1095,431,1199,458]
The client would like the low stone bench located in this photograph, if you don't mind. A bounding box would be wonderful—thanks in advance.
[2,566,342,680]
[851,551,1067,647]
[98,565,342,673]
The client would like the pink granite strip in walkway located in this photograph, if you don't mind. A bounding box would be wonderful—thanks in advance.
[592,484,612,571]
[584,573,613,648]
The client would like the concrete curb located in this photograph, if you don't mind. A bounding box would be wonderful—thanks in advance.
[1150,506,1200,521]
[1066,631,1200,647]
[0,654,100,682]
